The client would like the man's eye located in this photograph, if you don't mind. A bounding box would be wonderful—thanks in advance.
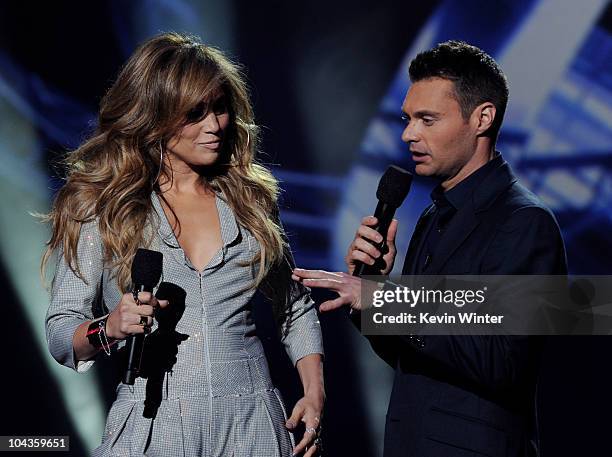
[400,113,409,123]
[423,117,435,126]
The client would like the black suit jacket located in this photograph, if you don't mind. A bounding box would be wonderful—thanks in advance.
[371,157,567,457]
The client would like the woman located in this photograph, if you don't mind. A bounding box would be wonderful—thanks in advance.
[44,33,324,457]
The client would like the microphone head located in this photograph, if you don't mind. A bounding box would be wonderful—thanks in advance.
[376,165,413,207]
[131,248,163,288]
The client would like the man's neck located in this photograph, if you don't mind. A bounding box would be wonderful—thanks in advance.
[441,146,497,191]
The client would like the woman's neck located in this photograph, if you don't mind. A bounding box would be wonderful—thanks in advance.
[159,157,212,197]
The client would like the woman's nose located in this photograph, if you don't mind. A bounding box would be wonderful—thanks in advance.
[202,111,220,133]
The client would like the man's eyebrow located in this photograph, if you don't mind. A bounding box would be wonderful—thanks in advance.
[400,109,441,118]
[413,110,440,118]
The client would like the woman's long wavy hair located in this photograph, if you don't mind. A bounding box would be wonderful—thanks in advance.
[42,33,287,299]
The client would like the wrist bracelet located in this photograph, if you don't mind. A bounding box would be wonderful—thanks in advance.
[86,315,117,356]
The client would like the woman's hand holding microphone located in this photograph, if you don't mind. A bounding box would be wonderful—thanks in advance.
[105,292,169,339]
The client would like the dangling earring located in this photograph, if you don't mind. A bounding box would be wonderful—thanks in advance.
[154,141,164,185]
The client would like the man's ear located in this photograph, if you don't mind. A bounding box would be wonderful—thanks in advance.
[472,102,496,136]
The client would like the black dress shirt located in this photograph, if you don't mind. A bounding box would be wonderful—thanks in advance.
[416,154,503,274]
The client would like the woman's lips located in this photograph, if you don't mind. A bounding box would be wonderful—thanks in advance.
[199,141,221,150]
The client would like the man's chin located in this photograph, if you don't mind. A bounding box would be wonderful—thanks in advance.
[414,163,434,176]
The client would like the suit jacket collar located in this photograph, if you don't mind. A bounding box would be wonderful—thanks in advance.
[471,154,517,214]
[403,154,518,274]
[402,204,436,275]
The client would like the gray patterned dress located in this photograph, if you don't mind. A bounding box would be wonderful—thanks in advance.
[45,192,324,456]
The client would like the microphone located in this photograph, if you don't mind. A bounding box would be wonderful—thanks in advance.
[352,165,412,277]
[123,248,163,385]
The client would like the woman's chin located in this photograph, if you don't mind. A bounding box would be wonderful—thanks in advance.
[189,152,220,168]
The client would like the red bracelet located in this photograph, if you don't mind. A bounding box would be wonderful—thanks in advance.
[86,316,117,355]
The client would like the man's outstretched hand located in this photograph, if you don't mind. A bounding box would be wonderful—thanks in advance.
[292,215,398,313]
[292,269,363,312]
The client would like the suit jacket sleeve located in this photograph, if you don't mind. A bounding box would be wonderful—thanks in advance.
[398,206,567,392]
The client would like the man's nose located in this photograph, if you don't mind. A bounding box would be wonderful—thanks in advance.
[401,122,419,143]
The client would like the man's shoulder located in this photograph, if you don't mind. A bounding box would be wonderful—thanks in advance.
[504,180,545,207]
[490,181,560,232]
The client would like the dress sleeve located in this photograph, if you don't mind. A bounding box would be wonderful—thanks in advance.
[45,220,105,373]
[259,215,324,366]
[281,262,323,365]
[279,256,325,366]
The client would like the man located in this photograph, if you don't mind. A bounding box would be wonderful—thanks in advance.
[293,41,567,456]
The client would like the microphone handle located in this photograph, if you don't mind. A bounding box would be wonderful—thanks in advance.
[123,284,149,385]
[352,201,396,277]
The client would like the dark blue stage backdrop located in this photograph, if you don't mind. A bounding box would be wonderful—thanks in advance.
[0,1,611,456]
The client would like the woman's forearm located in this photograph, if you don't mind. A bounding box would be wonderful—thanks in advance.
[73,320,101,362]
[296,353,325,397]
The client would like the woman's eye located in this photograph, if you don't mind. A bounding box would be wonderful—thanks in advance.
[186,97,227,123]
[186,101,208,123]
[212,97,228,115]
